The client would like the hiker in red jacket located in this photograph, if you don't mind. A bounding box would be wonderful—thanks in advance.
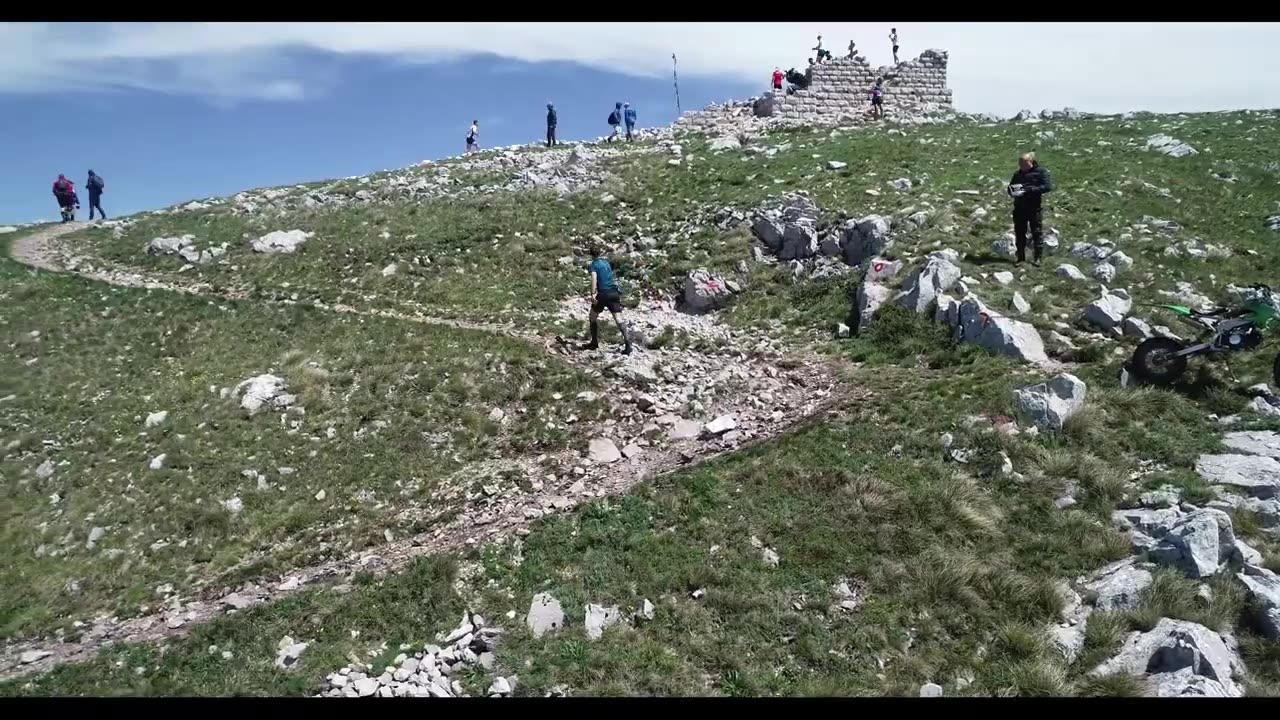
[52,174,77,208]
[772,67,784,92]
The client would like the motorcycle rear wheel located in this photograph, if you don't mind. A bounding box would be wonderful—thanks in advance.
[1132,337,1189,386]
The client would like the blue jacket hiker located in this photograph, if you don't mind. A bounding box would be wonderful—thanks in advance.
[584,244,631,354]
[623,103,637,142]
[546,103,558,147]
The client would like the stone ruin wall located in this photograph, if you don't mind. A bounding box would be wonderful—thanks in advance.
[770,49,952,121]
[672,49,953,135]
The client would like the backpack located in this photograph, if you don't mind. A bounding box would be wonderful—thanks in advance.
[608,111,619,125]
[90,175,105,191]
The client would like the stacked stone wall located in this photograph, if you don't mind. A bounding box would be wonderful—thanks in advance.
[772,49,952,121]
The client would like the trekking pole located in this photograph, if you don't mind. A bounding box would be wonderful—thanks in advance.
[672,53,682,115]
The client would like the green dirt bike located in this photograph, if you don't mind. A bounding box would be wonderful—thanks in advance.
[1131,283,1280,386]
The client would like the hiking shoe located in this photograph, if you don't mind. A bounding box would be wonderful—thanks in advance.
[582,341,599,351]
[621,344,633,356]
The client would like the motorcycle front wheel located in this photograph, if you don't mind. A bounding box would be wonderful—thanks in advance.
[1132,337,1189,386]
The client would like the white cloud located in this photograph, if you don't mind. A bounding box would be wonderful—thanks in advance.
[1,22,1279,114]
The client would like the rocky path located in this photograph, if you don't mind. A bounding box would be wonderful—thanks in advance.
[1,224,851,682]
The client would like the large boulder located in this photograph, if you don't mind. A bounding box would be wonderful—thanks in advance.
[252,229,312,254]
[1237,565,1280,639]
[1089,618,1244,697]
[1013,373,1087,431]
[1084,288,1132,330]
[526,593,565,638]
[683,269,734,313]
[894,255,961,314]
[842,215,893,266]
[1149,508,1238,579]
[953,295,1049,365]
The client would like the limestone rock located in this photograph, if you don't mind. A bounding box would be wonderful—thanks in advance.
[683,269,734,313]
[1080,557,1153,612]
[1237,565,1280,639]
[526,593,565,638]
[1090,618,1243,697]
[587,438,621,464]
[584,603,621,640]
[1195,454,1280,499]
[1149,509,1238,579]
[1013,374,1086,431]
[252,229,312,254]
[1085,289,1132,330]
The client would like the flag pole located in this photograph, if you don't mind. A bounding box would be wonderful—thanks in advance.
[672,53,682,115]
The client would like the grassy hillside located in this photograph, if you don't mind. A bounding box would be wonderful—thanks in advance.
[4,107,1280,696]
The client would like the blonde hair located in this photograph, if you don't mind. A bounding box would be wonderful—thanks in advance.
[1020,152,1036,164]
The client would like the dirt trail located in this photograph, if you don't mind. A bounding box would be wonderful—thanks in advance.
[1,225,850,682]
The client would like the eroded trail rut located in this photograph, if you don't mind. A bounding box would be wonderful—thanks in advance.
[2,224,852,682]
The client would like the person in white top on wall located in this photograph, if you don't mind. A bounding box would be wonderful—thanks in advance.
[890,28,900,64]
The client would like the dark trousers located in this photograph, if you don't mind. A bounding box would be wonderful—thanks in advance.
[1013,207,1043,261]
[625,123,634,141]
[547,126,557,147]
[89,192,105,219]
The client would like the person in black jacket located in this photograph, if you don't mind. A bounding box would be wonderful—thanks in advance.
[546,103,558,147]
[1008,152,1054,265]
[86,170,106,220]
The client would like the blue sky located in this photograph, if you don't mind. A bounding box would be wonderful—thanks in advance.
[3,22,1279,225]
[0,53,753,224]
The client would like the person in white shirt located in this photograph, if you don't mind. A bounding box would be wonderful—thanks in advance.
[890,28,900,64]
[466,120,479,153]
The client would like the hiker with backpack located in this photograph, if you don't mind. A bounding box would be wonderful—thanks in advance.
[607,102,623,142]
[623,103,637,142]
[86,170,106,220]
[466,120,479,153]
[52,174,78,222]
[546,103,558,147]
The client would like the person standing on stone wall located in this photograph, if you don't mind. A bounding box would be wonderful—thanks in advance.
[890,28,900,64]
[772,67,784,92]
[582,241,633,355]
[869,78,885,119]
[1008,152,1054,266]
[546,103,558,148]
[623,102,637,142]
[813,35,829,63]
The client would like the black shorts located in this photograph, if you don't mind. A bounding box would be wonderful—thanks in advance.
[592,288,623,314]
[871,96,883,106]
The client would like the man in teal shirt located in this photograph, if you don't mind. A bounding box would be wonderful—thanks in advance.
[585,242,633,354]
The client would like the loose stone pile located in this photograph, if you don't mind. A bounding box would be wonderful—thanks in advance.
[317,611,510,697]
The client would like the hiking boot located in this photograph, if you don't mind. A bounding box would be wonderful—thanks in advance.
[621,344,633,356]
[581,341,599,351]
